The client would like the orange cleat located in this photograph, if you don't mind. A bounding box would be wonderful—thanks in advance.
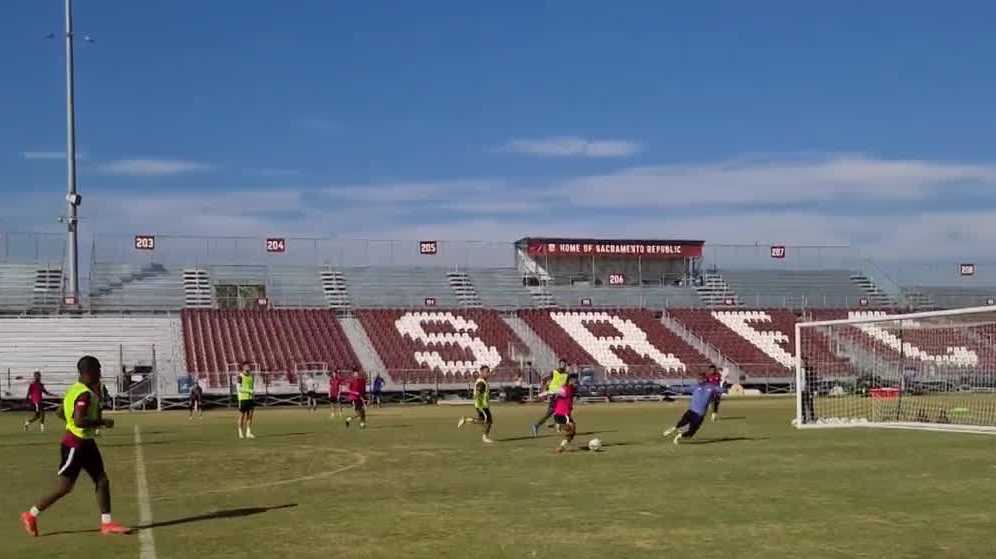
[100,521,131,535]
[21,512,38,537]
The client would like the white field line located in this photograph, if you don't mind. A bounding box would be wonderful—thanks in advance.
[134,425,157,559]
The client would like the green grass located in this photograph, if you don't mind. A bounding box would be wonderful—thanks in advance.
[2,399,995,559]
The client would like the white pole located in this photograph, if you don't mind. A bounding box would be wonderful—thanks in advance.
[64,0,81,306]
[794,321,803,426]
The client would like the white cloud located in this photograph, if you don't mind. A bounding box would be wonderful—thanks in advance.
[563,155,996,207]
[498,136,642,158]
[22,151,85,160]
[97,159,213,177]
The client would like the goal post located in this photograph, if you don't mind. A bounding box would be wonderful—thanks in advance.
[794,305,996,435]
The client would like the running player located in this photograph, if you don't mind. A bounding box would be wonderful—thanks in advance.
[329,371,343,418]
[236,364,256,439]
[663,372,722,445]
[20,356,130,537]
[344,368,367,429]
[188,378,204,419]
[705,365,723,421]
[24,371,55,432]
[457,365,494,444]
[540,373,577,452]
[531,358,569,436]
[305,374,320,412]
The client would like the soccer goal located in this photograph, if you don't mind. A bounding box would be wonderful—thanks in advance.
[794,305,996,434]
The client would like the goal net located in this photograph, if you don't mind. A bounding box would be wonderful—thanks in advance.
[794,305,996,434]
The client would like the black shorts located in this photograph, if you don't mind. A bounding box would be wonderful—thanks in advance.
[239,399,255,413]
[307,391,318,399]
[476,408,493,423]
[58,440,106,483]
[352,399,365,412]
[677,410,705,438]
[189,398,200,409]
[553,414,573,425]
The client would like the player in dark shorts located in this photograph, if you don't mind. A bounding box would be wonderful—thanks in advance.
[344,368,367,428]
[25,371,55,432]
[189,380,204,419]
[705,365,723,421]
[21,356,130,537]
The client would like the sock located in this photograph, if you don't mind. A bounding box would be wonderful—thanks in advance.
[30,507,40,518]
[101,514,112,524]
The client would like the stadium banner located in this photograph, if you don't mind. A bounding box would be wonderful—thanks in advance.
[524,238,704,259]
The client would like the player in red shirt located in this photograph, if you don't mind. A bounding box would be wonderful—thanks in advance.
[540,374,578,453]
[343,368,367,429]
[24,371,55,433]
[329,371,344,418]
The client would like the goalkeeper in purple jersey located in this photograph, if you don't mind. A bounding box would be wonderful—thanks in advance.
[663,373,722,445]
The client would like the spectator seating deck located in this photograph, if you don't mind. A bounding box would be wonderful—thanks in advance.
[466,268,537,309]
[721,269,867,308]
[0,316,180,398]
[0,264,62,313]
[668,309,799,378]
[90,263,186,312]
[518,309,713,379]
[180,309,360,392]
[544,285,702,308]
[902,286,996,310]
[355,309,527,384]
[345,267,459,308]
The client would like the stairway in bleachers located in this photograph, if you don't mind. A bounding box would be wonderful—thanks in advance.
[0,265,63,313]
[338,316,387,376]
[502,314,557,372]
[447,271,482,307]
[320,269,351,309]
[182,269,213,308]
[695,272,737,306]
[850,273,894,307]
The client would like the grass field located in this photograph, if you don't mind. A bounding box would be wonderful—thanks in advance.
[2,398,995,559]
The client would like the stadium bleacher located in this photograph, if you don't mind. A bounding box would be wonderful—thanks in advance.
[355,309,527,384]
[718,269,872,308]
[0,264,62,313]
[519,309,713,380]
[180,308,360,392]
[0,316,181,398]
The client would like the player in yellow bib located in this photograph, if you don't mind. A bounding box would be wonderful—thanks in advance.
[457,365,494,444]
[21,356,130,537]
[237,363,256,439]
[531,359,570,436]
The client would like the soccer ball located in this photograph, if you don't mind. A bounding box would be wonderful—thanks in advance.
[587,438,602,452]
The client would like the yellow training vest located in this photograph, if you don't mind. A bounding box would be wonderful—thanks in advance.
[63,382,99,439]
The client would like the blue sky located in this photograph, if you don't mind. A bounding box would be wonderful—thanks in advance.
[5,1,996,261]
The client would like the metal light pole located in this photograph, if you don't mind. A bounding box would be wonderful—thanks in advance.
[64,0,81,306]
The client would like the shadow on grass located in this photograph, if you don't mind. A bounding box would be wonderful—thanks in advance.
[716,416,747,421]
[42,504,298,537]
[255,432,313,439]
[101,440,176,448]
[365,424,413,430]
[499,429,618,443]
[682,436,768,445]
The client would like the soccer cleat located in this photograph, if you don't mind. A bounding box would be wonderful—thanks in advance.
[530,424,538,437]
[238,429,244,440]
[20,512,38,537]
[711,413,717,422]
[245,431,255,439]
[344,417,352,428]
[360,422,366,429]
[662,427,676,438]
[100,521,131,535]
[458,417,467,429]
[23,422,29,432]
[673,433,683,445]
[482,435,494,444]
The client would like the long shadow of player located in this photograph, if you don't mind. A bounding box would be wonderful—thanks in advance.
[681,436,768,445]
[499,429,619,443]
[43,504,297,537]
